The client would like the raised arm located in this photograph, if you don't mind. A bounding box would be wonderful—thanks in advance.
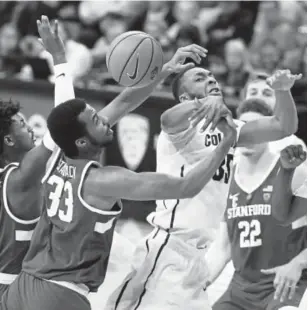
[84,121,236,205]
[98,44,208,127]
[237,70,300,146]
[271,145,307,225]
[9,16,70,189]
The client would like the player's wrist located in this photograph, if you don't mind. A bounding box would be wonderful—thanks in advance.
[52,52,67,66]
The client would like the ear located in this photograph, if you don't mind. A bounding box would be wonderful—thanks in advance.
[3,135,14,147]
[75,137,88,149]
[179,93,190,103]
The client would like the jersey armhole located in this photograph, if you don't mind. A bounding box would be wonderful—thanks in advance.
[3,165,39,224]
[41,148,62,184]
[78,162,122,215]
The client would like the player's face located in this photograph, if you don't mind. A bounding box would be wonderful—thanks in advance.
[246,81,276,110]
[181,68,222,100]
[8,113,35,152]
[238,112,268,156]
[78,105,114,149]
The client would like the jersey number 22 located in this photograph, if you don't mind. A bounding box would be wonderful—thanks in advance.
[47,175,73,223]
[238,219,262,248]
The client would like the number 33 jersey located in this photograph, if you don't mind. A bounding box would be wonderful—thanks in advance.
[148,120,244,247]
[225,156,307,284]
[22,151,122,293]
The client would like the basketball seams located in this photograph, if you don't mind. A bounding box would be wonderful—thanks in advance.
[119,37,149,84]
[106,32,144,70]
[131,38,154,87]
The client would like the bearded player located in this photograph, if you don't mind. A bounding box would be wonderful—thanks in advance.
[0,17,239,310]
[205,100,306,310]
[105,60,300,308]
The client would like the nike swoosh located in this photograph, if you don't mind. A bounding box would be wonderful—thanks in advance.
[56,73,65,78]
[127,54,139,80]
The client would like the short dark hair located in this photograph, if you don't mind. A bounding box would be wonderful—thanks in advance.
[47,98,87,158]
[0,99,20,155]
[237,98,273,118]
[241,71,270,99]
[177,25,201,45]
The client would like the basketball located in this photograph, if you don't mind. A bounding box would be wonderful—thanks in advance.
[106,31,164,88]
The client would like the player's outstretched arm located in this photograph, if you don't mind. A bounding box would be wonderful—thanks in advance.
[85,120,235,204]
[237,70,300,146]
[98,45,207,127]
[272,145,307,225]
[205,221,231,286]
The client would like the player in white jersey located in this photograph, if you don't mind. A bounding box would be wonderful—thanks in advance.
[106,68,301,309]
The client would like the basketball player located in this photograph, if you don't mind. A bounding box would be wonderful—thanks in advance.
[270,145,307,310]
[205,100,306,310]
[0,17,74,298]
[0,16,236,310]
[105,64,300,308]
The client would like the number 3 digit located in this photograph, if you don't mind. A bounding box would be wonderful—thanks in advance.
[47,175,74,223]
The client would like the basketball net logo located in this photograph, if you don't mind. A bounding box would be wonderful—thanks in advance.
[117,113,150,171]
[127,54,139,80]
[150,66,159,80]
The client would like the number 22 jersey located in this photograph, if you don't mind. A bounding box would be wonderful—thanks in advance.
[225,155,307,289]
[22,151,122,293]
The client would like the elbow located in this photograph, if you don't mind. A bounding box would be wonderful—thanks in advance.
[275,116,298,137]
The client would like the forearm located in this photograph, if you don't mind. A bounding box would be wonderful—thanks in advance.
[274,90,298,135]
[291,249,307,271]
[272,168,295,222]
[181,135,234,197]
[205,245,231,285]
[161,101,197,133]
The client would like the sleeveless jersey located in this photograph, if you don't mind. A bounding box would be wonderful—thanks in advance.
[225,156,307,291]
[0,163,39,282]
[22,153,122,292]
[147,120,244,247]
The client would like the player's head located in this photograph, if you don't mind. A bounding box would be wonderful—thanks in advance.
[47,99,114,158]
[237,98,273,157]
[0,99,35,165]
[172,67,222,102]
[243,73,276,110]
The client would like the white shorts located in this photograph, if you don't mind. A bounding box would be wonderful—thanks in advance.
[105,228,212,310]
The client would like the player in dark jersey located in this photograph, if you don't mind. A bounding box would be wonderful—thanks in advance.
[205,99,307,310]
[0,16,237,310]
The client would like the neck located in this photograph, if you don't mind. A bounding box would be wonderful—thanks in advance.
[239,147,273,173]
[1,149,26,167]
[74,149,102,162]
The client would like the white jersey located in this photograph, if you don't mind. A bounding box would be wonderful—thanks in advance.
[147,120,244,247]
[269,134,306,153]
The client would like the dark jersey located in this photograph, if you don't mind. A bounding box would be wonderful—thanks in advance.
[0,164,39,280]
[22,153,122,292]
[225,157,306,292]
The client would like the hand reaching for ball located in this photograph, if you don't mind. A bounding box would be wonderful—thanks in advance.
[164,44,208,74]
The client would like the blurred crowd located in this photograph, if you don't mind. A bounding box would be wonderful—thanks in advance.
[0,0,306,102]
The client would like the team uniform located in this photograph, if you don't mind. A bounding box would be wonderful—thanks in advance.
[106,120,244,310]
[0,164,39,297]
[1,152,122,310]
[213,155,307,310]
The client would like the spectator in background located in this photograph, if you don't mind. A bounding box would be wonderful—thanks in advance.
[0,23,23,78]
[91,12,129,66]
[258,39,281,75]
[175,24,201,48]
[143,13,168,42]
[167,1,200,42]
[221,39,250,98]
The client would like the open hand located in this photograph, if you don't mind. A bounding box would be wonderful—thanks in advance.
[164,44,207,74]
[280,145,306,169]
[37,15,65,58]
[188,96,237,133]
[261,260,303,302]
[267,70,302,91]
